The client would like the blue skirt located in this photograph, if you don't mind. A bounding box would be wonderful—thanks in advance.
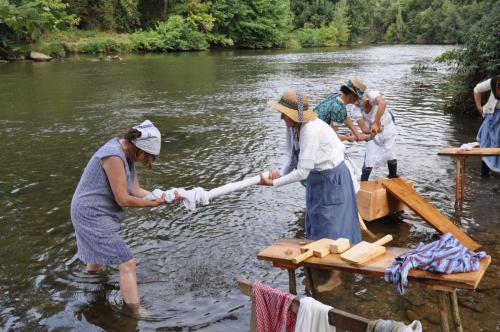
[305,162,361,245]
[476,109,500,172]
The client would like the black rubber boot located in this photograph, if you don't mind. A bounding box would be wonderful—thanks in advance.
[481,160,490,177]
[361,167,372,181]
[388,159,398,179]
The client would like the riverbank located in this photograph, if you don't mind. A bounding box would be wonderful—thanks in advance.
[3,28,459,62]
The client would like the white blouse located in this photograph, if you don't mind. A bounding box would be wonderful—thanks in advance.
[273,118,345,187]
[474,79,499,115]
[350,90,392,126]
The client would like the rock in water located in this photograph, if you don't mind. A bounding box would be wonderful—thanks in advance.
[30,51,52,62]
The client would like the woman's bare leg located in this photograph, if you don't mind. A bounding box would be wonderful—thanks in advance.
[87,263,102,272]
[119,258,139,309]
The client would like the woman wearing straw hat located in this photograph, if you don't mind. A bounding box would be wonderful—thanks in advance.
[259,90,361,245]
[349,79,398,180]
[70,120,180,312]
[313,78,366,142]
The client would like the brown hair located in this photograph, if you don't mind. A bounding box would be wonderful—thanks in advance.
[123,128,156,169]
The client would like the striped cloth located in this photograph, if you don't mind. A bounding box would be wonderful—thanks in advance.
[253,282,297,332]
[384,233,486,294]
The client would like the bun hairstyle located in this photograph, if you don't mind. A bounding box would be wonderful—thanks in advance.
[124,128,156,168]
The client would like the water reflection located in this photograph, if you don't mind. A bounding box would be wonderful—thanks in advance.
[0,45,498,331]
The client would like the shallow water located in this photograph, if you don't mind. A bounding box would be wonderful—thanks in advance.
[0,45,498,331]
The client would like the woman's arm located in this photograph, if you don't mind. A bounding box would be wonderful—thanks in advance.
[356,118,371,134]
[344,116,365,141]
[473,90,483,114]
[131,173,151,198]
[371,96,387,133]
[102,156,164,207]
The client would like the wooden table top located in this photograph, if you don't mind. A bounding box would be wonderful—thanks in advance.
[438,147,500,156]
[257,238,491,290]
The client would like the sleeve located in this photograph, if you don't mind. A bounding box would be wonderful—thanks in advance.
[314,100,331,125]
[278,128,293,176]
[367,90,381,105]
[297,125,318,170]
[350,104,363,121]
[474,79,491,93]
[272,168,310,187]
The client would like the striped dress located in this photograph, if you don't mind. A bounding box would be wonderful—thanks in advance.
[71,137,135,265]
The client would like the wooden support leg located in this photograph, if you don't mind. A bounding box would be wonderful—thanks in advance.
[438,291,451,332]
[449,290,464,332]
[304,267,317,298]
[454,158,462,211]
[288,269,297,295]
[358,213,376,239]
[460,159,466,210]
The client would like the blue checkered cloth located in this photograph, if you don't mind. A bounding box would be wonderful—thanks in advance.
[384,233,486,294]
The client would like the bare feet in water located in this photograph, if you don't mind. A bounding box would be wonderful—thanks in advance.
[316,271,342,293]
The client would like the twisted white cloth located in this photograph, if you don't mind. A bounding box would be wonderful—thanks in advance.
[145,172,269,211]
[294,297,335,332]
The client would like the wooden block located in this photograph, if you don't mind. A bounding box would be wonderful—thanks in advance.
[381,177,481,251]
[292,238,350,264]
[356,177,412,221]
[340,235,393,265]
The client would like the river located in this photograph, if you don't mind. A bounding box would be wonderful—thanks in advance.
[0,45,498,331]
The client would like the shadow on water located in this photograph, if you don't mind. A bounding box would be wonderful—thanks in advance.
[0,45,498,331]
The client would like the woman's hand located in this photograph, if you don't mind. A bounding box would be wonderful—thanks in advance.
[355,133,366,142]
[259,171,274,186]
[172,191,184,203]
[346,135,356,143]
[150,193,166,207]
[370,122,380,134]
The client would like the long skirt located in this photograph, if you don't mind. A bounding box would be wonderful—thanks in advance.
[477,109,500,172]
[306,162,361,245]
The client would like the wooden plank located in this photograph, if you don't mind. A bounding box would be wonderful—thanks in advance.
[340,235,393,265]
[381,178,481,251]
[236,278,370,332]
[438,147,500,156]
[257,239,491,290]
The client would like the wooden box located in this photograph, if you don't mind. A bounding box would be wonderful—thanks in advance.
[356,178,411,221]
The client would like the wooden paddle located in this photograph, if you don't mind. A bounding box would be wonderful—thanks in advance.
[340,234,393,265]
[291,238,350,264]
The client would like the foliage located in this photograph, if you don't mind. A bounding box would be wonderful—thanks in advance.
[0,0,78,58]
[443,3,500,115]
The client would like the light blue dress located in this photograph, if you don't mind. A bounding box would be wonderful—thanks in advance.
[477,108,500,172]
[71,138,135,265]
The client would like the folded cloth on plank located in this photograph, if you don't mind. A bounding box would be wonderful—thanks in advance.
[459,142,479,150]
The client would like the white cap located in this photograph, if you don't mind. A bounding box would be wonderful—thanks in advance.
[132,120,161,155]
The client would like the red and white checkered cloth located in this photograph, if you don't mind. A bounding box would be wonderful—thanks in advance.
[253,282,297,332]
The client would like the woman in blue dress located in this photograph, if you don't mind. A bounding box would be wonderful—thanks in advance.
[259,89,361,292]
[71,120,179,311]
[474,75,500,175]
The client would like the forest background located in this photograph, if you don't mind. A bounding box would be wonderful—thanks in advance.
[0,0,498,112]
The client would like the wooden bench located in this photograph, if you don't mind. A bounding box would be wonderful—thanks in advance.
[237,278,370,332]
[438,147,500,210]
[257,238,491,332]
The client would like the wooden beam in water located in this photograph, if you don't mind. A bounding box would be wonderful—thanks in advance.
[381,178,480,250]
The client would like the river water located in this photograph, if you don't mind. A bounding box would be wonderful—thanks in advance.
[0,45,498,331]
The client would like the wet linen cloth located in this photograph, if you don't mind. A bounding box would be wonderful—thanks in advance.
[384,233,487,294]
[366,319,422,332]
[295,297,335,332]
[145,173,268,211]
[253,282,296,332]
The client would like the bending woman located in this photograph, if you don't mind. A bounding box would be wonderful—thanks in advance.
[474,75,500,175]
[259,90,361,245]
[349,79,398,181]
[70,120,178,311]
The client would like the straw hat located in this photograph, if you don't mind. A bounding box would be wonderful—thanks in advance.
[267,90,317,123]
[342,77,366,98]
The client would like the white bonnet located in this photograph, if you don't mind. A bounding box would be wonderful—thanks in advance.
[132,120,161,155]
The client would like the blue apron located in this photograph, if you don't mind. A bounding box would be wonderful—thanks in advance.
[477,108,500,172]
[305,161,361,244]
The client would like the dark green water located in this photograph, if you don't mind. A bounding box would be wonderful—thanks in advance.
[0,45,498,331]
